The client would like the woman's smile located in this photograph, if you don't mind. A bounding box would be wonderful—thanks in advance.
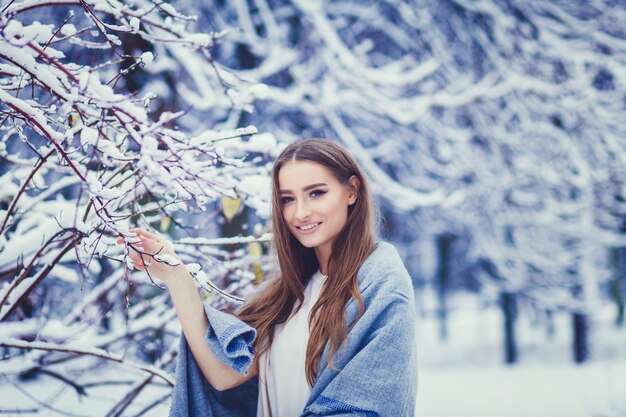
[296,222,323,234]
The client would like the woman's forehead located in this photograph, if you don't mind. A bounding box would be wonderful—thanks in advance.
[278,160,337,190]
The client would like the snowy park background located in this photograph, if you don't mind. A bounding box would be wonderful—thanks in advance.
[1,0,625,416]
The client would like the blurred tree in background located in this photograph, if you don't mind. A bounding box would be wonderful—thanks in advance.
[182,0,625,365]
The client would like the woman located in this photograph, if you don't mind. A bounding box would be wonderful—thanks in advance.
[120,139,417,416]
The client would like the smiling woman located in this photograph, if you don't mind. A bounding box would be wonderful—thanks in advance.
[129,138,418,417]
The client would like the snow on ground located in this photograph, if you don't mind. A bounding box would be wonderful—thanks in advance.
[416,360,626,417]
[415,361,626,417]
[415,291,626,417]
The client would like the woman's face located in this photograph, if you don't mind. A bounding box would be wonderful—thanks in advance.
[278,160,358,259]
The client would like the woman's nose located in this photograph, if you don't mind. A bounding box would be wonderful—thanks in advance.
[295,200,312,220]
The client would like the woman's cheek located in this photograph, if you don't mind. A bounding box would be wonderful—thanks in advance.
[283,205,295,220]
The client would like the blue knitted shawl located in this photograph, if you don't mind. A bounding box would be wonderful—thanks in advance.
[169,241,418,417]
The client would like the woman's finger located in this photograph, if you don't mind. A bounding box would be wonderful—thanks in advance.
[126,229,174,253]
[120,230,178,276]
[139,237,168,254]
[130,228,164,243]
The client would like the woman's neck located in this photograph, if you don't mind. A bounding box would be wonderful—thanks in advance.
[315,246,330,276]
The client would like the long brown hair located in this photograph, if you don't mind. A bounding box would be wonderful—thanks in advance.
[236,138,378,387]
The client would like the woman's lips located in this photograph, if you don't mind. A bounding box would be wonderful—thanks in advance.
[296,222,322,235]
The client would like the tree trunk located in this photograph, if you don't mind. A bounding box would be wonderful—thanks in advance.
[544,309,555,340]
[501,291,518,364]
[611,247,626,327]
[572,311,589,363]
[436,234,455,341]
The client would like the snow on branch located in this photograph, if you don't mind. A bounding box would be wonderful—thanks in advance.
[0,1,277,414]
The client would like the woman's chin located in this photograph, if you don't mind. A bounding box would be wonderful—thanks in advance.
[296,238,317,248]
[292,233,320,248]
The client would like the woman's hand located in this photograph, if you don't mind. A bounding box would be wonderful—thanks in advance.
[116,228,187,287]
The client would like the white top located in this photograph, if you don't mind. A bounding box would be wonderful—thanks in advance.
[257,270,327,417]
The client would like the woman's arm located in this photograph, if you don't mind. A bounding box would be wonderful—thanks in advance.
[118,228,257,392]
[166,269,258,391]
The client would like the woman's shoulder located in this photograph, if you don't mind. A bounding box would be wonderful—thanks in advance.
[360,240,406,275]
[357,240,413,297]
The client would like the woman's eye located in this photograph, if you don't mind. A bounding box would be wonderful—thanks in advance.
[280,196,293,204]
[311,190,327,198]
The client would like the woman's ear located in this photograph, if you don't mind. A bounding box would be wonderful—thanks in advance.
[348,175,360,205]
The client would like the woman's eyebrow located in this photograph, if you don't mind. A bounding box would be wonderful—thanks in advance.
[280,183,328,194]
